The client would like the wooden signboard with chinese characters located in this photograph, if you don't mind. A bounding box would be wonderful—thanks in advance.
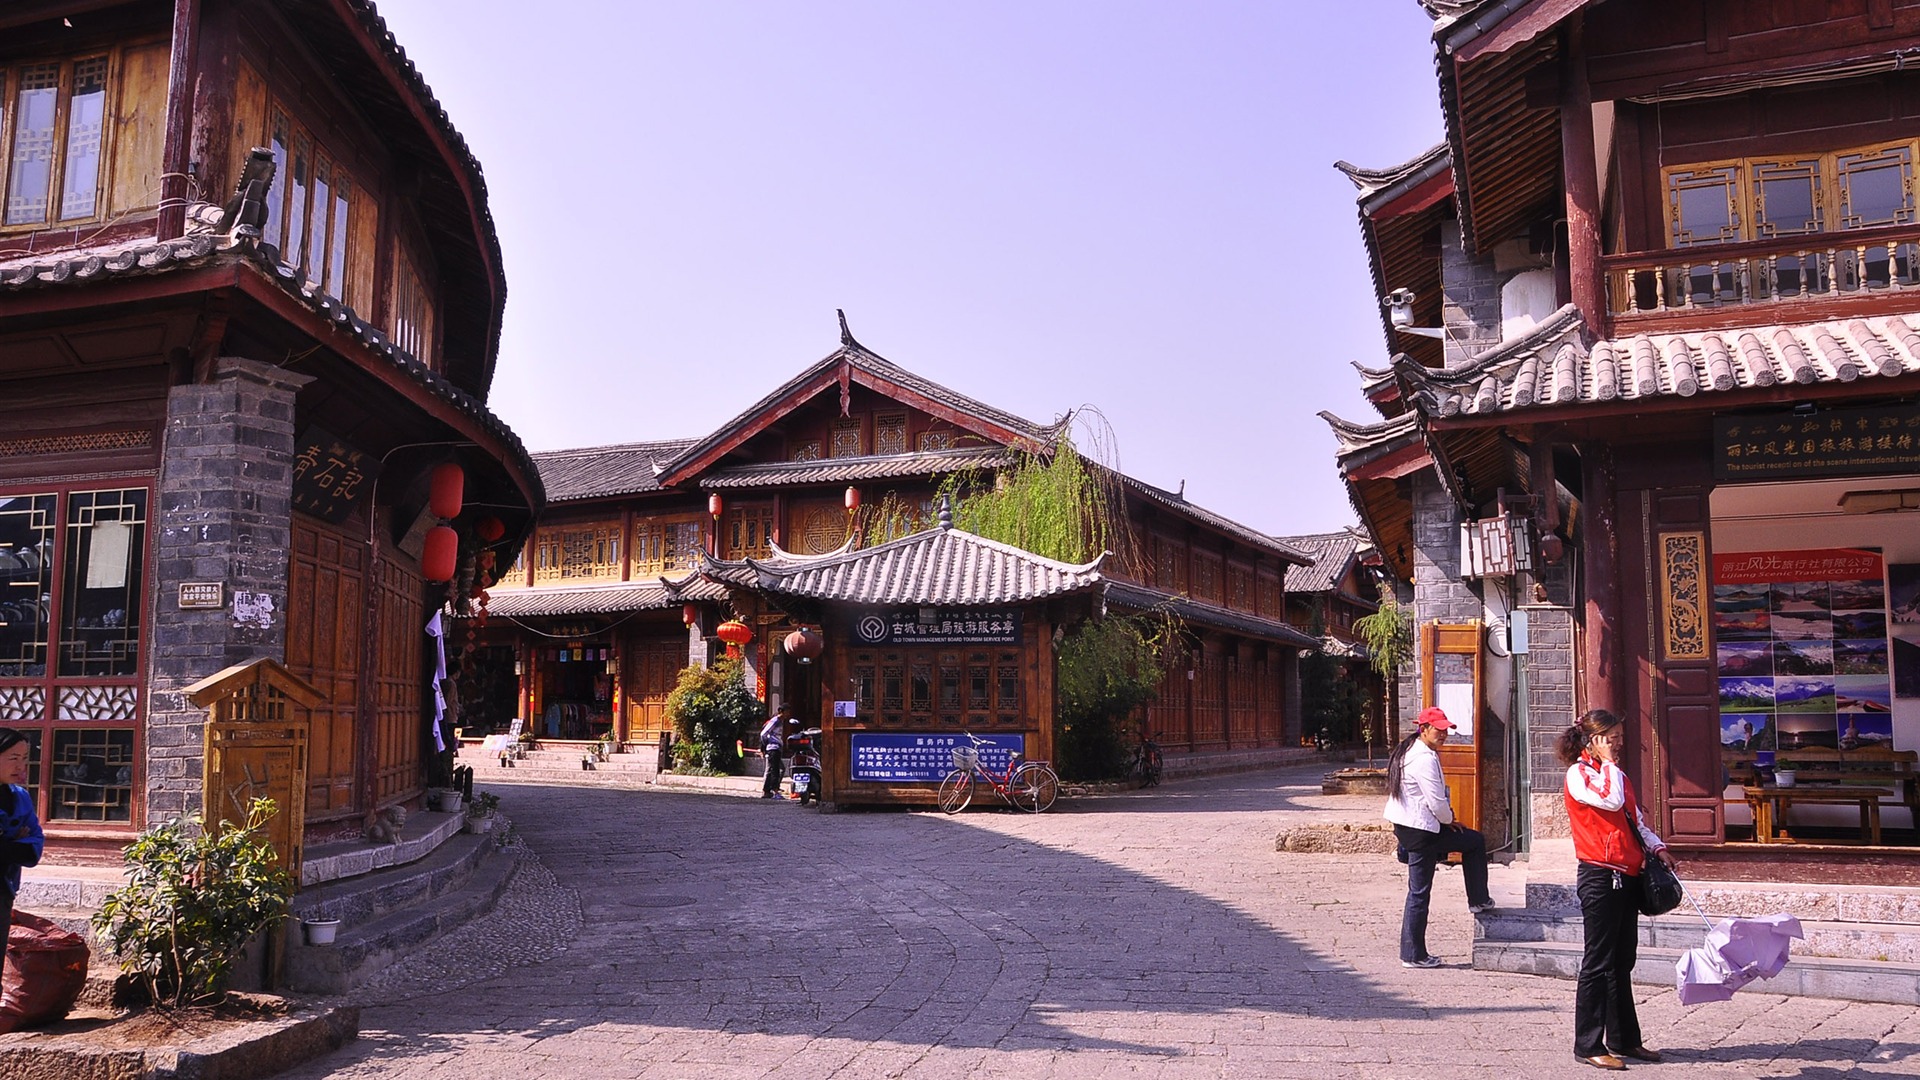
[187,657,324,884]
[291,427,379,523]
[1421,621,1485,833]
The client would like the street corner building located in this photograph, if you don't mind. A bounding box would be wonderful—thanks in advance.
[467,322,1333,804]
[1324,0,1920,884]
[0,1,541,865]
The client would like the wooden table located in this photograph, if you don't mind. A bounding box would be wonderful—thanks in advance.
[1742,784,1884,844]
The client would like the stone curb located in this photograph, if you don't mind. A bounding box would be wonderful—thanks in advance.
[1274,822,1398,854]
[0,1001,357,1080]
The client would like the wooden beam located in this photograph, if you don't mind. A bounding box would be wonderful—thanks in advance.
[1560,17,1604,337]
[1580,442,1623,717]
[158,0,200,241]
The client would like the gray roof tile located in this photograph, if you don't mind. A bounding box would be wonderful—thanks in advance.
[1101,581,1321,649]
[700,447,1015,489]
[701,524,1105,606]
[483,576,724,618]
[536,439,699,502]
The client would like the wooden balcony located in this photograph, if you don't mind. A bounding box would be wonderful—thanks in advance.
[1604,224,1920,326]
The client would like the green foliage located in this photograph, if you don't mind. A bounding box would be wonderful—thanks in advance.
[90,798,294,1008]
[1300,608,1364,746]
[1053,613,1169,780]
[468,790,501,817]
[664,654,758,773]
[940,437,1114,564]
[1353,583,1412,678]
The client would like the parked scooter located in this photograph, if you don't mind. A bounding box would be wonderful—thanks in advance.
[786,725,824,806]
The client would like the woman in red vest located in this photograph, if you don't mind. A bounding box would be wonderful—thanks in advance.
[1559,709,1675,1071]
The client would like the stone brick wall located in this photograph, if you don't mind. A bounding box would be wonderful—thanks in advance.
[1522,604,1577,838]
[144,358,311,823]
[1409,473,1481,724]
[1441,221,1503,368]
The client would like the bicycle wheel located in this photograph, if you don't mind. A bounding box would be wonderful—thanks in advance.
[936,770,974,813]
[1008,763,1059,813]
[1143,748,1163,787]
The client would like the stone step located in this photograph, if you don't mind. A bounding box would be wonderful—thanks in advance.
[1473,938,1920,1006]
[480,765,659,788]
[1479,906,1920,964]
[285,838,522,994]
[292,826,499,928]
[1524,878,1920,926]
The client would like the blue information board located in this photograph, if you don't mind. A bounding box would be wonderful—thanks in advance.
[848,732,1025,783]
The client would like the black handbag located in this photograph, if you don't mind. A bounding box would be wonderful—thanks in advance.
[1637,839,1683,916]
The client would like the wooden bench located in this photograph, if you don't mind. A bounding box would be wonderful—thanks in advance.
[1723,747,1918,844]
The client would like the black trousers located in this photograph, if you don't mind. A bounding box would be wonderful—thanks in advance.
[1392,823,1492,963]
[762,747,784,796]
[1574,862,1644,1057]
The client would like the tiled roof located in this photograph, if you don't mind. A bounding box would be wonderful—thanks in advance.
[1334,143,1449,211]
[1101,581,1321,649]
[1274,529,1369,595]
[701,524,1106,606]
[0,222,545,511]
[701,447,1015,490]
[536,439,699,502]
[657,340,1067,479]
[482,576,724,619]
[1117,473,1312,564]
[1400,307,1920,419]
[1320,410,1421,460]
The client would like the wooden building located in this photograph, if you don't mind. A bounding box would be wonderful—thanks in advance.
[1275,527,1390,747]
[475,323,1321,772]
[1325,0,1920,880]
[0,1,541,860]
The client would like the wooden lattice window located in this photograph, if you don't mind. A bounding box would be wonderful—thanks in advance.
[3,55,109,227]
[791,441,822,462]
[1256,571,1281,618]
[390,253,434,366]
[532,522,622,584]
[909,659,932,717]
[831,419,863,458]
[875,413,908,455]
[1192,553,1221,603]
[723,502,775,559]
[1666,140,1920,246]
[632,515,704,577]
[1667,163,1742,247]
[1227,564,1253,611]
[918,430,952,451]
[262,108,360,301]
[1837,144,1915,229]
[1752,158,1822,237]
[1155,536,1188,594]
[792,499,848,555]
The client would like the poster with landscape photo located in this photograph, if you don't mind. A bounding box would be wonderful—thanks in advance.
[1713,548,1888,753]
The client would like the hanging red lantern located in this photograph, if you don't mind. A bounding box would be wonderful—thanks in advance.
[475,515,505,542]
[429,462,465,520]
[844,486,860,513]
[715,619,753,647]
[682,603,699,627]
[783,627,823,663]
[707,493,724,518]
[422,525,459,582]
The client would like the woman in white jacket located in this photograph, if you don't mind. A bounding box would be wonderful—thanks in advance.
[1383,706,1495,967]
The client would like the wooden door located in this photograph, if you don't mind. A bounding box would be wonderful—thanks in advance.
[624,635,684,743]
[285,518,364,820]
[371,553,426,806]
[1422,621,1484,832]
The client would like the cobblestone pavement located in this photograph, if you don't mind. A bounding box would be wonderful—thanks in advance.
[281,766,1920,1079]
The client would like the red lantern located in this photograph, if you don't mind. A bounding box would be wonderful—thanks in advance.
[783,627,823,663]
[682,603,699,627]
[844,486,860,513]
[716,619,753,647]
[475,515,505,542]
[422,525,459,582]
[708,493,724,519]
[429,462,465,520]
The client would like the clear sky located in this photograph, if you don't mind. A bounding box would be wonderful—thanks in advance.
[373,0,1446,537]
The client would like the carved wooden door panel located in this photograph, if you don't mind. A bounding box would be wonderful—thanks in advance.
[372,553,426,805]
[1623,485,1719,844]
[285,518,363,819]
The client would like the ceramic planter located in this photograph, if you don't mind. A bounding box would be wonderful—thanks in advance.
[303,918,341,946]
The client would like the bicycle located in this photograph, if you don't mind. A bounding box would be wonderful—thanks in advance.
[1132,729,1163,788]
[936,732,1059,813]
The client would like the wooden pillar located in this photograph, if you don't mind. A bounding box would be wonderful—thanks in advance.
[1560,16,1604,333]
[158,0,201,240]
[1580,443,1624,717]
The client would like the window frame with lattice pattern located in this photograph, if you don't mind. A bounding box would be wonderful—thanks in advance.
[631,514,706,578]
[531,521,624,585]
[874,412,908,455]
[259,105,365,306]
[723,501,776,560]
[1,53,113,230]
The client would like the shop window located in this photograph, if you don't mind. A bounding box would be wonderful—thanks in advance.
[3,56,109,227]
[0,484,147,825]
[967,652,990,711]
[853,655,876,714]
[909,659,932,717]
[881,654,903,712]
[875,413,908,456]
[938,652,962,717]
[632,515,704,577]
[532,522,622,584]
[832,419,863,458]
[724,502,775,560]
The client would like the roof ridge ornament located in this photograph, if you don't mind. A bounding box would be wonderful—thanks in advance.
[837,308,864,352]
[937,495,953,531]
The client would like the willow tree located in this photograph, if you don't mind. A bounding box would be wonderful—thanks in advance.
[942,431,1160,780]
[1353,582,1413,736]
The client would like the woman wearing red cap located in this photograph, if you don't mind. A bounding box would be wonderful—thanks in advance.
[1383,705,1494,968]
[1560,709,1672,1070]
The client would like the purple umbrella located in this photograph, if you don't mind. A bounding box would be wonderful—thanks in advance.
[1673,880,1804,1005]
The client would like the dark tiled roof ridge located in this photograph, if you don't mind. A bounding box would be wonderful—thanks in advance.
[1100,580,1322,649]
[715,523,1108,579]
[700,444,1007,480]
[534,438,700,461]
[1318,409,1420,442]
[1334,142,1450,199]
[1112,471,1311,564]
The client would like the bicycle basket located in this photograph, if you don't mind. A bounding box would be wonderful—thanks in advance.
[951,746,979,770]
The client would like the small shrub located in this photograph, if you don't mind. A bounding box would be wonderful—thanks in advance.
[90,797,294,1008]
[664,655,758,773]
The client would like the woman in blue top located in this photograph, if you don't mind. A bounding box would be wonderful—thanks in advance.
[0,728,43,934]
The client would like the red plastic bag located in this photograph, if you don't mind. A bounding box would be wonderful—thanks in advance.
[0,910,90,1032]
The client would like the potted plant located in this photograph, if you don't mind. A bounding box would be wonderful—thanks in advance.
[1774,758,1798,787]
[464,790,500,834]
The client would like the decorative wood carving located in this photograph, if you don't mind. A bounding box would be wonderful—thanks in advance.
[1659,531,1709,661]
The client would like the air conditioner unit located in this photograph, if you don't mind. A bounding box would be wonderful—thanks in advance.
[1460,514,1533,579]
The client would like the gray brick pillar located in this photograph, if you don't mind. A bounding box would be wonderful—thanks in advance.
[1408,473,1482,722]
[1521,604,1577,838]
[1441,221,1503,368]
[143,358,312,823]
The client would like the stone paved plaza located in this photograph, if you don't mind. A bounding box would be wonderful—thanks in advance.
[283,766,1920,1079]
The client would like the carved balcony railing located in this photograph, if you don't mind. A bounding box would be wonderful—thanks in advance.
[1604,223,1920,319]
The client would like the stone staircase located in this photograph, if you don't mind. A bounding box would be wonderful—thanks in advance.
[466,743,662,788]
[1475,875,1920,1004]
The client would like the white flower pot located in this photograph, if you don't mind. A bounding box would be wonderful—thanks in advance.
[303,918,341,946]
[1774,770,1797,788]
